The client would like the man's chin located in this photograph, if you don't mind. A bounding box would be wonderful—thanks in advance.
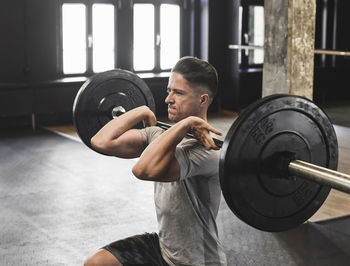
[168,115,175,122]
[168,114,179,123]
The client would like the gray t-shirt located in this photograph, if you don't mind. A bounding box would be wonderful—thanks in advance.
[140,126,227,266]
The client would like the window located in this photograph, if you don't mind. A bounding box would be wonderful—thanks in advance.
[160,4,180,69]
[60,1,116,75]
[92,4,115,73]
[247,5,264,64]
[62,4,86,74]
[60,0,184,76]
[133,1,181,72]
[133,4,155,71]
[238,1,264,68]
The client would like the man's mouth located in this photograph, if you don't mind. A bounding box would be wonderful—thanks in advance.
[168,106,176,112]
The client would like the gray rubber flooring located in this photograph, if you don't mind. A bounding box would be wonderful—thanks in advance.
[1,128,350,265]
[324,101,350,128]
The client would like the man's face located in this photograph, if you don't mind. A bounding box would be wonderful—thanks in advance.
[165,72,201,122]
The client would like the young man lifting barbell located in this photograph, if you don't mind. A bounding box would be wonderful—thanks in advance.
[85,56,227,266]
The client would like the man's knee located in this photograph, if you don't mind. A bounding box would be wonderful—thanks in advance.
[84,256,97,266]
[84,254,102,266]
[84,249,122,266]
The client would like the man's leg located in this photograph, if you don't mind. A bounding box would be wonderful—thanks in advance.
[85,233,168,266]
[84,249,123,266]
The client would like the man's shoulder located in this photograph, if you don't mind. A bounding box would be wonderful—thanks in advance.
[180,138,220,155]
[142,126,164,134]
[176,138,220,172]
[140,126,165,144]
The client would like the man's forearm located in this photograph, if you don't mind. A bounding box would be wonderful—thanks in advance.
[91,105,151,149]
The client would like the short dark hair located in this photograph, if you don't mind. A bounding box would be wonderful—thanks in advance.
[171,56,218,98]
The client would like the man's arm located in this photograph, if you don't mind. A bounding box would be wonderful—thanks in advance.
[132,116,221,182]
[90,105,156,158]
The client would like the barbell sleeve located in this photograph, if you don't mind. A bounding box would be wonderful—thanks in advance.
[289,160,350,194]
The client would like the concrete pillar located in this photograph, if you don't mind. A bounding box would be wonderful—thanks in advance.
[262,0,316,100]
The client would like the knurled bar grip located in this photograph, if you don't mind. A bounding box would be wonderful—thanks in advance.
[156,121,223,148]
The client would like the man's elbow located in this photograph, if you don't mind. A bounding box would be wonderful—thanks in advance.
[132,164,159,181]
[91,136,108,152]
[132,164,148,180]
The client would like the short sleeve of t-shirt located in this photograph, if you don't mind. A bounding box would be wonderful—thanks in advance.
[139,126,165,148]
[174,140,220,180]
[139,126,220,180]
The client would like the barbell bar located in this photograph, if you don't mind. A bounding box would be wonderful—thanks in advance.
[73,68,350,232]
[228,44,350,57]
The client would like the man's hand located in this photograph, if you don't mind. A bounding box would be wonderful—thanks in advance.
[143,107,157,127]
[186,116,222,150]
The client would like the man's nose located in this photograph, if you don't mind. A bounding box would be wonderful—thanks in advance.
[165,93,174,104]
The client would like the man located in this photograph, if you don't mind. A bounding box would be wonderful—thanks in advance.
[85,56,227,266]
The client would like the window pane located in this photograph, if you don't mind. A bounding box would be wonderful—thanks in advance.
[62,4,86,74]
[93,4,115,73]
[160,4,180,70]
[133,4,154,71]
[248,6,264,64]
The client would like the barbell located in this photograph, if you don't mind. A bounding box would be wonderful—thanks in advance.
[72,69,350,232]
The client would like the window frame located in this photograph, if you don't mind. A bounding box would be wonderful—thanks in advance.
[58,0,117,77]
[132,0,184,73]
[58,0,188,77]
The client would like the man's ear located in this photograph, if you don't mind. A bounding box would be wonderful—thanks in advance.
[200,94,209,105]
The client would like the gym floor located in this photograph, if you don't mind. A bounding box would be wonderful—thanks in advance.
[1,104,350,265]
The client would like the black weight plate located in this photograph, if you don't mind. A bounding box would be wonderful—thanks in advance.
[72,69,156,155]
[219,94,338,232]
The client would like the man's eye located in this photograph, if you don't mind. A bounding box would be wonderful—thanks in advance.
[166,89,183,95]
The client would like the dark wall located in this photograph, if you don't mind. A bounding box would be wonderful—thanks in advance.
[220,0,263,112]
[195,0,262,112]
[1,0,350,127]
[0,0,59,83]
[207,0,231,112]
[0,1,26,82]
[222,0,350,111]
[313,0,350,105]
[0,0,169,127]
[25,0,59,82]
[0,0,74,127]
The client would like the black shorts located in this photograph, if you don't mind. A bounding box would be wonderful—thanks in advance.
[102,232,169,266]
